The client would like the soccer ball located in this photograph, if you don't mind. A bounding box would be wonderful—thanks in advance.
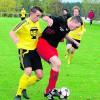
[58,87,70,99]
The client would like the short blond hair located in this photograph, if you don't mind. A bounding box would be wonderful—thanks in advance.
[72,6,80,12]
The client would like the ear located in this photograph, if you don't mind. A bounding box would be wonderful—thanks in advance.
[30,12,33,15]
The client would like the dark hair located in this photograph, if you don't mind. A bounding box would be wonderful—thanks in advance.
[30,6,43,13]
[63,8,69,12]
[71,16,83,25]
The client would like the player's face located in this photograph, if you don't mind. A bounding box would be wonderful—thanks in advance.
[63,10,68,15]
[73,9,79,16]
[30,10,42,22]
[67,20,81,30]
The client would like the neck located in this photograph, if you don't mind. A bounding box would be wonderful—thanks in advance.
[30,16,36,23]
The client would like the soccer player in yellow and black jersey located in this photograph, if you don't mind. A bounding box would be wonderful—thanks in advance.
[10,6,48,100]
[20,8,26,20]
[65,6,85,64]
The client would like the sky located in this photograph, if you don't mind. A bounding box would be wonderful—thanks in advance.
[62,0,82,3]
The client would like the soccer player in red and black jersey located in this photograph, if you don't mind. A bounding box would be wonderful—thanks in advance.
[37,15,83,100]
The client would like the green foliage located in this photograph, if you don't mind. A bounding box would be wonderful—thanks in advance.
[0,0,100,19]
[82,0,100,20]
[31,0,41,7]
[0,0,16,12]
[41,0,63,15]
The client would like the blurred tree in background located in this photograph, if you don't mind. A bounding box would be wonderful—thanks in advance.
[82,0,100,20]
[0,0,16,12]
[0,0,100,20]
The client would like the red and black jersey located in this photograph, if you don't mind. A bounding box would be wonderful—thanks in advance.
[41,16,70,48]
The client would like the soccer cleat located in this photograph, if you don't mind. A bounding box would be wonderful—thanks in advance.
[14,95,21,100]
[22,89,30,99]
[44,92,54,100]
[51,88,60,97]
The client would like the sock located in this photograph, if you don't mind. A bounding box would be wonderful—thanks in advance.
[46,69,59,94]
[16,73,29,96]
[65,51,68,58]
[68,53,74,64]
[28,75,39,86]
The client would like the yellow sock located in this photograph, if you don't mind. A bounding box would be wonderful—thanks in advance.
[68,53,74,64]
[16,74,29,96]
[65,51,68,58]
[28,75,39,86]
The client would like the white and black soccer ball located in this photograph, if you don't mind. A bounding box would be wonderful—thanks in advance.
[58,87,70,100]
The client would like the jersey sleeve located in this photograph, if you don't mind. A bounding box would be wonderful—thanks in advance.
[80,24,85,35]
[78,19,85,35]
[12,20,26,33]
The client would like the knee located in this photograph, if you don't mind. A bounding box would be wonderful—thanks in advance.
[67,46,74,54]
[49,56,61,71]
[57,60,61,68]
[36,70,43,80]
[24,67,32,76]
[54,60,61,71]
[37,73,43,79]
[67,44,72,49]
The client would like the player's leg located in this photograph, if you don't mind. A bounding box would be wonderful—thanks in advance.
[37,38,60,99]
[65,40,72,58]
[27,70,42,86]
[16,50,43,100]
[90,19,93,26]
[67,39,80,64]
[44,55,61,100]
[67,47,75,64]
[66,42,73,64]
[15,49,32,100]
[15,68,32,100]
[27,50,43,86]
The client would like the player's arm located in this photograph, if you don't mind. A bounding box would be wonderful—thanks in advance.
[77,23,85,36]
[9,20,26,44]
[42,16,64,26]
[9,30,19,44]
[65,35,80,47]
[42,16,53,27]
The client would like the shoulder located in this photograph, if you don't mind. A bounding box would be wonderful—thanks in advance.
[67,17,72,22]
[13,19,27,31]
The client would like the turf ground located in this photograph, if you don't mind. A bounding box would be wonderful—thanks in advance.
[0,17,100,100]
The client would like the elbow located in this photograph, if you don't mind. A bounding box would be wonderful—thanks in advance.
[9,31,13,37]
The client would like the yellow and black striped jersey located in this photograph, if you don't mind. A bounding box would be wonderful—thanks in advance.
[13,18,47,50]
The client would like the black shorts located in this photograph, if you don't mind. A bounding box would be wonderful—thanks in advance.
[21,17,25,20]
[66,39,80,49]
[18,49,43,71]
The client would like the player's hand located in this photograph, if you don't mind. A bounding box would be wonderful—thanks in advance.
[47,18,53,27]
[14,38,19,44]
[9,31,19,44]
[73,40,80,47]
[43,16,53,27]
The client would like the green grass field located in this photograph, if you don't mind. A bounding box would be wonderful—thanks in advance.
[0,17,100,100]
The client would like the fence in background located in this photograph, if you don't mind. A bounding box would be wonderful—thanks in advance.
[0,12,29,17]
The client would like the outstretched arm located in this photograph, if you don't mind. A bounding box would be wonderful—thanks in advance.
[65,34,80,47]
